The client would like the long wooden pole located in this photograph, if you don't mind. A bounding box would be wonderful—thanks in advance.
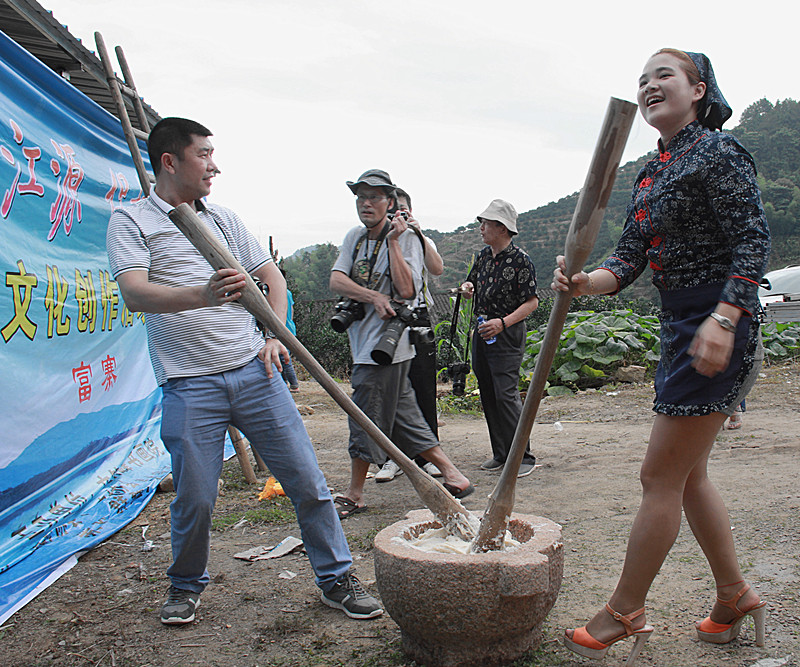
[168,204,478,540]
[114,45,150,134]
[227,427,257,484]
[472,97,637,552]
[94,32,150,196]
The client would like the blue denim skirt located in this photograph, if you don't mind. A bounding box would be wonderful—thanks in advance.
[654,283,761,416]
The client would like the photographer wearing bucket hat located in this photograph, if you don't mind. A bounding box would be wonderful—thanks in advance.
[459,199,539,477]
[329,169,473,519]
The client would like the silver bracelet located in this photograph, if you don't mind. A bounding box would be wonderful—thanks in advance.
[709,312,737,333]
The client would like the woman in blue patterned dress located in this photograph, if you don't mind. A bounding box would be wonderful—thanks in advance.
[554,49,770,664]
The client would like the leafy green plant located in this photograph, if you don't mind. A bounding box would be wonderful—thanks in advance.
[436,370,483,415]
[521,309,661,395]
[527,293,659,330]
[434,257,475,373]
[761,321,800,358]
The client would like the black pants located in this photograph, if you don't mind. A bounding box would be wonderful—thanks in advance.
[472,321,534,464]
[408,338,438,439]
[409,313,438,468]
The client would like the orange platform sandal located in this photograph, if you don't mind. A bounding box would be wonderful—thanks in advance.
[563,603,654,666]
[696,581,766,646]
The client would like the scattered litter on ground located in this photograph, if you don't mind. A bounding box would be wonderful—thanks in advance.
[258,476,285,500]
[234,536,304,561]
[750,657,794,667]
[140,525,154,552]
[231,518,249,530]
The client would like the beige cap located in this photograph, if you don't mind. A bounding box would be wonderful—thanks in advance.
[477,199,518,234]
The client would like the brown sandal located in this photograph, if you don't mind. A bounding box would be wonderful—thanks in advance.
[333,495,366,520]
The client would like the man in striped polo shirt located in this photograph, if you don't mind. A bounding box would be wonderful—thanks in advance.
[107,118,382,625]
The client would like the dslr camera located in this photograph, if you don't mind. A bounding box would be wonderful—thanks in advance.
[330,298,365,333]
[447,361,471,396]
[371,300,432,365]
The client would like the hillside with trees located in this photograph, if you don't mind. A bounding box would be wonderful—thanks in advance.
[284,98,800,302]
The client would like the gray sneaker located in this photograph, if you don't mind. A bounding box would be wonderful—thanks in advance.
[480,458,504,471]
[517,462,535,478]
[160,585,200,625]
[321,573,383,619]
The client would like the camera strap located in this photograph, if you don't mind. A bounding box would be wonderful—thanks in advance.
[406,224,431,307]
[351,221,391,289]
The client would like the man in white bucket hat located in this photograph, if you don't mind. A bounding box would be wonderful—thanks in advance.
[460,199,539,477]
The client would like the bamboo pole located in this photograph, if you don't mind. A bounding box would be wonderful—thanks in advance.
[251,446,268,472]
[114,45,150,134]
[168,204,478,540]
[472,97,638,552]
[94,32,151,196]
[227,427,257,484]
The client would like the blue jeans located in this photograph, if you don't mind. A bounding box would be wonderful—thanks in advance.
[160,357,351,593]
[281,353,299,389]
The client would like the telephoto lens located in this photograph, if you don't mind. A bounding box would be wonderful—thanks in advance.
[371,318,408,365]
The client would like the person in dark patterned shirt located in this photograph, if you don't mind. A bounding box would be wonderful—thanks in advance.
[459,199,539,477]
[557,50,770,664]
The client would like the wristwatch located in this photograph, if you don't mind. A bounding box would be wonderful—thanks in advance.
[709,312,737,333]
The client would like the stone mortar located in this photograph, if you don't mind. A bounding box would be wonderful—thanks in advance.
[373,510,563,667]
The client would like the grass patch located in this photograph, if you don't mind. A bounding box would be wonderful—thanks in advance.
[212,496,296,530]
[220,458,260,492]
[347,522,388,552]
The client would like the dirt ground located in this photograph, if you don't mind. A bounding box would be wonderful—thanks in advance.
[1,360,798,667]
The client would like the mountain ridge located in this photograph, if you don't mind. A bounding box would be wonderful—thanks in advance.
[284,98,800,302]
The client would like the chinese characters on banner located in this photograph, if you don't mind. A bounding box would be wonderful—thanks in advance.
[2,117,145,403]
[0,27,170,626]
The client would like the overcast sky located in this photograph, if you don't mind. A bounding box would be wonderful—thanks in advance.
[46,0,796,259]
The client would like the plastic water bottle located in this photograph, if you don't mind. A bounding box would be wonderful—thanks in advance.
[477,315,496,344]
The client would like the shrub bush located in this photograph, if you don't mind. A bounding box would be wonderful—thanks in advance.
[761,321,800,359]
[521,309,661,395]
[293,299,353,378]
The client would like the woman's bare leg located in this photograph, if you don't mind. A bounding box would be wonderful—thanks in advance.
[577,412,727,642]
[683,454,761,621]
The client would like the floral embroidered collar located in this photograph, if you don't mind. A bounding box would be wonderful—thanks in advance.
[657,120,706,163]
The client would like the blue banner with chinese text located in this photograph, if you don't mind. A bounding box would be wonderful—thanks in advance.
[0,28,168,623]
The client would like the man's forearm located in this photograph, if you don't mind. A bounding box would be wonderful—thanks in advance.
[504,295,539,327]
[424,238,444,276]
[117,271,209,313]
[330,270,382,304]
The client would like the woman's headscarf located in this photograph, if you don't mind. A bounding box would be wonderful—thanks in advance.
[686,51,732,131]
